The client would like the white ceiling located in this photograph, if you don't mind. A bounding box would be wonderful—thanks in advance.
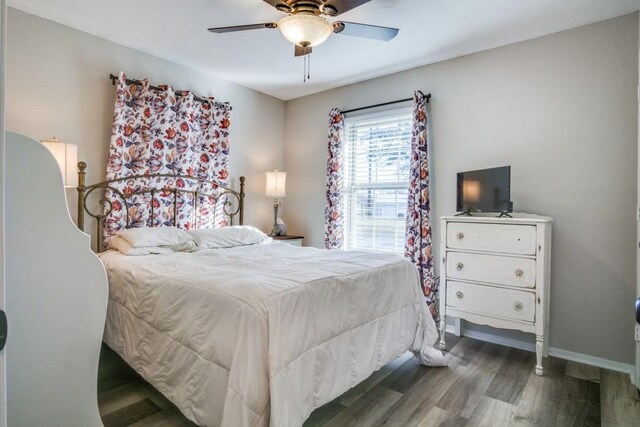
[8,0,640,100]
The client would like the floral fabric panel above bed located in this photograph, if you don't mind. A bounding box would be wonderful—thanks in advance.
[104,72,231,244]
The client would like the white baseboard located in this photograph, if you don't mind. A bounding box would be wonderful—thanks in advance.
[445,325,636,380]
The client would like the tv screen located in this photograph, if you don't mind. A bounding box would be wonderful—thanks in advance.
[456,166,511,213]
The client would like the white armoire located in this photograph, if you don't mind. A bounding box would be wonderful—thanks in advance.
[5,132,107,426]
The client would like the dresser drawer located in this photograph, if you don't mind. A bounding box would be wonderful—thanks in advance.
[447,223,536,255]
[446,281,535,322]
[447,252,536,288]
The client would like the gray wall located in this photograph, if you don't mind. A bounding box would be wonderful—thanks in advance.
[284,14,639,364]
[5,8,286,233]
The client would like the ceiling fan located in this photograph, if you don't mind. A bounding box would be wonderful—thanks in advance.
[207,0,399,58]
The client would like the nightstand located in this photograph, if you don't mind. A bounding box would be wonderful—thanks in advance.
[271,235,304,246]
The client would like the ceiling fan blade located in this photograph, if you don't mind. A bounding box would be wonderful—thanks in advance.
[207,23,277,33]
[295,45,313,57]
[262,0,292,13]
[324,0,373,16]
[333,21,399,41]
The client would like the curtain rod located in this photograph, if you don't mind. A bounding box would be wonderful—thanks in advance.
[341,91,431,115]
[109,74,232,110]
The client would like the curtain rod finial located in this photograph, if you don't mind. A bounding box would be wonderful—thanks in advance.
[417,90,431,103]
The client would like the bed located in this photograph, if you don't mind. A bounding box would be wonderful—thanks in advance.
[77,166,445,427]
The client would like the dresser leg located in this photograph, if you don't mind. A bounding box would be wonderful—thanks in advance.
[439,318,446,350]
[535,335,544,376]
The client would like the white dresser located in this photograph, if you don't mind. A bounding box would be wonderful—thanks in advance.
[439,214,552,375]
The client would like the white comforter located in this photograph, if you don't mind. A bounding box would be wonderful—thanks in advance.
[100,242,445,427]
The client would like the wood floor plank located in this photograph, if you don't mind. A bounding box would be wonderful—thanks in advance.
[379,355,429,394]
[555,375,600,427]
[435,342,511,418]
[325,385,403,427]
[509,356,567,426]
[303,400,347,427]
[337,351,413,407]
[372,337,486,426]
[98,346,140,394]
[98,382,153,417]
[417,406,468,427]
[129,409,196,427]
[440,332,464,355]
[565,360,600,384]
[102,398,162,427]
[600,368,640,426]
[439,337,486,371]
[484,347,535,405]
[466,396,514,427]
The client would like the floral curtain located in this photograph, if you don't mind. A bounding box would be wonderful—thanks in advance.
[324,108,345,249]
[405,91,437,316]
[104,72,231,243]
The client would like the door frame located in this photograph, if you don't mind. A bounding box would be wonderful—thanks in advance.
[0,0,7,423]
[636,14,640,389]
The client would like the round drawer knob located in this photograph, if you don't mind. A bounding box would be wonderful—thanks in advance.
[514,301,523,311]
[456,291,464,299]
[456,262,464,271]
[456,232,464,240]
[515,268,524,277]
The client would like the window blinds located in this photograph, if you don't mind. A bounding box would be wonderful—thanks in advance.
[343,107,413,254]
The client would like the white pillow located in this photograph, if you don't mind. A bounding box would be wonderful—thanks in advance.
[188,226,269,249]
[108,236,198,256]
[117,226,194,248]
[108,236,175,256]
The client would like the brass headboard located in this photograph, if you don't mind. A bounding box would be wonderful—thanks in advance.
[76,162,245,252]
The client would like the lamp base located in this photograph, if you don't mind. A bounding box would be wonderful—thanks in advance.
[270,220,288,236]
[271,220,287,236]
[270,199,283,236]
[269,202,287,237]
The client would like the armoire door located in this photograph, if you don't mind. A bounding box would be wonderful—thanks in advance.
[5,133,107,426]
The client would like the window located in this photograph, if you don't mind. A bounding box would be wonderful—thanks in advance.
[343,107,413,254]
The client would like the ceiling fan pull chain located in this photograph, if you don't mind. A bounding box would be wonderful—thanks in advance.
[303,53,312,83]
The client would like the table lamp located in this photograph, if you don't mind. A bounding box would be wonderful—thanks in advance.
[266,168,286,236]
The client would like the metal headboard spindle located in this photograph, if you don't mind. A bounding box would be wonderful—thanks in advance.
[76,161,245,252]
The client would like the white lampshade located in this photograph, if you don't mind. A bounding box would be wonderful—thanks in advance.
[40,137,78,188]
[278,14,333,47]
[266,169,287,198]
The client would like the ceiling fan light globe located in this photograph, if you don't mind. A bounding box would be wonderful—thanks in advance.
[278,14,333,47]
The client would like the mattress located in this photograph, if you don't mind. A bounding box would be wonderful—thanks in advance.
[100,241,445,426]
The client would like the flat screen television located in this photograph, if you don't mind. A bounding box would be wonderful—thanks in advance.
[456,166,511,214]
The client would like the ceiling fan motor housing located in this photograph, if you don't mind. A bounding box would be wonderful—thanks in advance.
[283,0,330,16]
